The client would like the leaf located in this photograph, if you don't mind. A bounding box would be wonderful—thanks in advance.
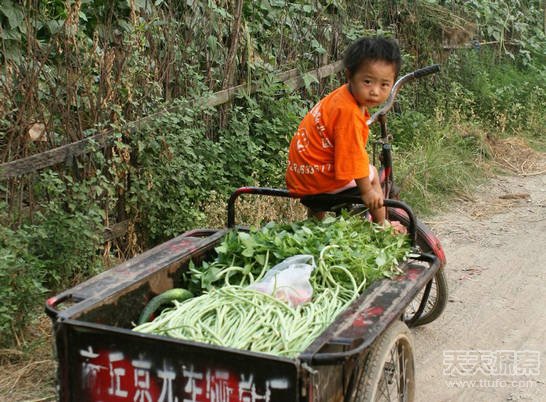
[207,35,217,52]
[1,1,24,29]
[215,244,228,254]
[239,233,257,249]
[311,39,326,54]
[375,251,387,267]
[255,253,265,265]
[0,29,20,40]
[133,0,151,11]
[46,20,64,35]
[301,226,313,235]
[302,73,319,90]
[322,216,337,225]
[241,247,254,257]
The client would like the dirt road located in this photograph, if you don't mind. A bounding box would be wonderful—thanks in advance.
[414,170,546,401]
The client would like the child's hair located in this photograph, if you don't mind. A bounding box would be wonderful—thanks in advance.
[343,37,401,78]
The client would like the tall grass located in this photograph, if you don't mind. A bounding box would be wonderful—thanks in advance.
[373,49,544,215]
[394,124,488,214]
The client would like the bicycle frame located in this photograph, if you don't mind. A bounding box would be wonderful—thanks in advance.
[376,114,394,199]
[368,64,447,267]
[368,64,441,199]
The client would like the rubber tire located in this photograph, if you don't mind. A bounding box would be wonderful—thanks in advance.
[405,268,448,326]
[387,208,448,327]
[352,320,415,402]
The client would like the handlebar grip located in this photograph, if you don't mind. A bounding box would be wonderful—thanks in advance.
[413,64,440,79]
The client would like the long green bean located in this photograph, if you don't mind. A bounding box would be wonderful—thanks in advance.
[135,214,411,357]
[134,285,353,357]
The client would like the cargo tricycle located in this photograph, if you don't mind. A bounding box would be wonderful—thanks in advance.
[46,65,447,402]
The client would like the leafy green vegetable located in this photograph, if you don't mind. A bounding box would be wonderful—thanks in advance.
[137,214,412,357]
[183,213,411,295]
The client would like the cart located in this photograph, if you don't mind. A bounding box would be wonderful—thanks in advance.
[46,188,443,402]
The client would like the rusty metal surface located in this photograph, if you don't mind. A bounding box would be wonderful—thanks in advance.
[46,228,226,322]
[301,256,440,365]
[55,319,300,402]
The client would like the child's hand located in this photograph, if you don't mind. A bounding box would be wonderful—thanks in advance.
[385,220,408,234]
[361,189,383,210]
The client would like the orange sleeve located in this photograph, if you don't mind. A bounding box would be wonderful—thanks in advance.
[333,114,370,180]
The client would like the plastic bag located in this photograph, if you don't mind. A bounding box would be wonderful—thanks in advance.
[247,254,315,307]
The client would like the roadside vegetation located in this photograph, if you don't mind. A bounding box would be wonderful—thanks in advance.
[0,3,544,397]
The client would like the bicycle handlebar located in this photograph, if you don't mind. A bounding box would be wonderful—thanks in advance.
[366,64,440,126]
[226,187,418,246]
[413,64,441,78]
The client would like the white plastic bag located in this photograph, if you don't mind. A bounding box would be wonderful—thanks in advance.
[247,255,315,307]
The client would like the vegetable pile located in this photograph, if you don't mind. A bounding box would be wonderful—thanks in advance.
[133,214,411,357]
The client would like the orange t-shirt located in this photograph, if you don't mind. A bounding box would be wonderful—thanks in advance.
[285,84,371,195]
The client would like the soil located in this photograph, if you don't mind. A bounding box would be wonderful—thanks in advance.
[414,168,546,401]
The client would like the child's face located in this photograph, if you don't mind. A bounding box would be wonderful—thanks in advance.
[347,60,396,108]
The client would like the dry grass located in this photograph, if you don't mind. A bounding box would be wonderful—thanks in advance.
[0,315,56,402]
[469,196,527,219]
[202,190,307,228]
[466,137,546,219]
[490,137,546,176]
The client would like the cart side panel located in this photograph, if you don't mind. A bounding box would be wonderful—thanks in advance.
[57,320,300,402]
[48,230,226,328]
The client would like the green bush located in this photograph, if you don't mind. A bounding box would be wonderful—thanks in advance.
[448,50,544,130]
[0,213,46,345]
[127,78,309,245]
[0,168,113,344]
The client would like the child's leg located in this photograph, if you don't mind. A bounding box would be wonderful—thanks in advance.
[307,208,326,220]
[368,165,386,224]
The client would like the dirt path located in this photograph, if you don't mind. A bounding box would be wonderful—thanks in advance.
[414,169,546,401]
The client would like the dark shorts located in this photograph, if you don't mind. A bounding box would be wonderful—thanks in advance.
[300,186,360,212]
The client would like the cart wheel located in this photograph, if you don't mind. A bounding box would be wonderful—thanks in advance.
[351,320,415,402]
[403,269,448,326]
[386,208,448,327]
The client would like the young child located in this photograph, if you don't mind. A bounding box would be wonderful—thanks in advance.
[286,37,401,225]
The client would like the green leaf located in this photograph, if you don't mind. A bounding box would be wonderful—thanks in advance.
[0,29,20,40]
[375,251,387,267]
[215,244,228,254]
[255,253,265,265]
[241,247,254,257]
[46,20,64,35]
[302,73,319,90]
[1,1,24,29]
[311,39,326,54]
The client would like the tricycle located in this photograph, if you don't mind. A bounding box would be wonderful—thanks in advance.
[46,65,447,402]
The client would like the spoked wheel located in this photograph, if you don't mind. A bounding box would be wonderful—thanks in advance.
[387,207,448,327]
[403,269,448,326]
[350,320,415,402]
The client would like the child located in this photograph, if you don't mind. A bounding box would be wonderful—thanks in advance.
[286,37,401,225]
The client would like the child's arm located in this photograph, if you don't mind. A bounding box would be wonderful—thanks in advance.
[355,176,386,225]
[355,177,383,210]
